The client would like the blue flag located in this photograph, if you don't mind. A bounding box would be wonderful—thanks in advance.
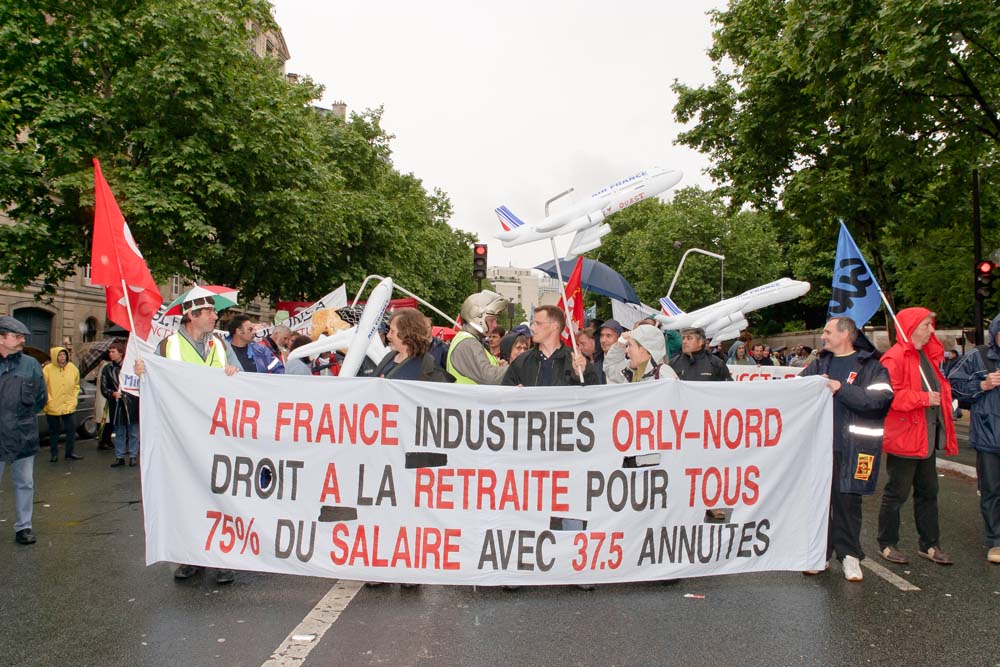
[828,221,882,327]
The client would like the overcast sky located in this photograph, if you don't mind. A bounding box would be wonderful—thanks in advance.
[270,0,726,269]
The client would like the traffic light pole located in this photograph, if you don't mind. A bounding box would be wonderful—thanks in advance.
[973,169,983,345]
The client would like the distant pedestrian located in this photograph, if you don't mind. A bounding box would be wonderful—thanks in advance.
[43,345,82,461]
[101,341,140,468]
[946,314,1000,564]
[877,308,957,566]
[0,316,48,545]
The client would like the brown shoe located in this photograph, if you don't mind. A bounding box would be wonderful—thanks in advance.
[879,546,909,564]
[918,546,954,565]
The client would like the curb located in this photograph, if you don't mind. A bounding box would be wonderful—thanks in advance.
[937,458,977,480]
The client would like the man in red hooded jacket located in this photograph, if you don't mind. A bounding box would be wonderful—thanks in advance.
[877,307,958,566]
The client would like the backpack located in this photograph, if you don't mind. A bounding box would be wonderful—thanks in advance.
[954,346,996,410]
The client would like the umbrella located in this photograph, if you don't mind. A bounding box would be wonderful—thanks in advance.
[534,258,641,304]
[165,285,239,316]
[78,337,121,378]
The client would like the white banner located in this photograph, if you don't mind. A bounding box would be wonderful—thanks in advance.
[140,355,832,585]
[729,365,803,382]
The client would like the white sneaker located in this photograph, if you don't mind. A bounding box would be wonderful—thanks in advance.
[843,555,863,582]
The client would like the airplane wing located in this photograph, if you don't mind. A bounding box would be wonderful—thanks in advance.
[565,223,612,260]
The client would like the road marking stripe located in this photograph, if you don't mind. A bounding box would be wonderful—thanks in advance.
[261,579,364,667]
[861,560,921,591]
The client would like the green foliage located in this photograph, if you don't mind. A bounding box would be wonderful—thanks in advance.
[672,0,1000,326]
[599,187,794,331]
[0,0,475,317]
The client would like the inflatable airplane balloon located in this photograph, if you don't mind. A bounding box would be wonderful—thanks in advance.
[655,278,811,346]
[494,166,683,259]
[287,277,392,377]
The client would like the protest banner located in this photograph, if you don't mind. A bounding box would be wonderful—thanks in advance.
[140,356,833,585]
[728,365,803,382]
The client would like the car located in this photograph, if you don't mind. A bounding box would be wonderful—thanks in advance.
[35,378,99,441]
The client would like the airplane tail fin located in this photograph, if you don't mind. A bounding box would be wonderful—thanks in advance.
[495,205,526,232]
[659,295,684,317]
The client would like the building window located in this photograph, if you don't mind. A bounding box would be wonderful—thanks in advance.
[83,317,98,343]
[83,264,92,286]
[171,275,182,296]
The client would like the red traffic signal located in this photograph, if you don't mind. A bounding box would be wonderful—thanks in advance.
[472,243,488,280]
[976,259,998,299]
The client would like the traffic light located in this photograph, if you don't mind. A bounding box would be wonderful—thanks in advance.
[473,243,488,281]
[976,259,998,298]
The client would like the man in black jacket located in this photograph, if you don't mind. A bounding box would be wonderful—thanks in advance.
[669,327,732,382]
[502,305,597,387]
[802,317,894,581]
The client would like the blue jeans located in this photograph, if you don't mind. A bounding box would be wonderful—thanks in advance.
[0,456,35,531]
[47,413,76,458]
[114,421,140,459]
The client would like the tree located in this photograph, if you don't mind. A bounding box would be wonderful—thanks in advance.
[0,0,477,317]
[598,187,794,331]
[672,0,1000,326]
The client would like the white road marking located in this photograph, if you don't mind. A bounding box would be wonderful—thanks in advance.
[261,579,364,667]
[861,560,921,591]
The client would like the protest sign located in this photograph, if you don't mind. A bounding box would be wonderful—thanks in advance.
[141,356,832,585]
[728,365,803,382]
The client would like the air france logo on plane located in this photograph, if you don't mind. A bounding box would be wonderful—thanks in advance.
[591,170,649,198]
[495,205,526,232]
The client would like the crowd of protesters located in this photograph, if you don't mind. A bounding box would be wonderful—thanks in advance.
[3,287,998,585]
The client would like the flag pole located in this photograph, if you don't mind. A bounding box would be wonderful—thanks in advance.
[548,239,584,383]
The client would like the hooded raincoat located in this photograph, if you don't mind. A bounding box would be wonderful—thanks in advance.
[880,308,957,457]
[947,313,1000,455]
[42,346,79,416]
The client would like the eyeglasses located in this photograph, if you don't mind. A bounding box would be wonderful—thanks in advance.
[530,320,551,327]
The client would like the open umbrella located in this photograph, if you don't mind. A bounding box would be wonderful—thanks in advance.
[164,285,239,316]
[534,258,640,304]
[77,337,120,378]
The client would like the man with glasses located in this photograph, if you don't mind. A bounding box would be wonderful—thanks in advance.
[226,314,284,374]
[502,305,596,387]
[135,295,240,583]
[0,316,48,545]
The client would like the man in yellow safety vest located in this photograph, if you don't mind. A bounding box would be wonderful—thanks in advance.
[445,290,510,385]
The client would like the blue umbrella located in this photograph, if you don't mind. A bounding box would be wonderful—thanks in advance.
[534,258,641,304]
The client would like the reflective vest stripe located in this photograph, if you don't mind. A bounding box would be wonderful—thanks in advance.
[847,424,884,437]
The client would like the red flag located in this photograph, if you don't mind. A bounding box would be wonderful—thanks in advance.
[557,257,584,346]
[91,158,163,340]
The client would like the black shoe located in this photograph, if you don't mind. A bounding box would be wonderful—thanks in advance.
[173,564,202,580]
[15,529,36,545]
[215,569,235,584]
[110,459,126,468]
[97,442,113,451]
[66,454,83,461]
[128,457,137,467]
[49,456,58,463]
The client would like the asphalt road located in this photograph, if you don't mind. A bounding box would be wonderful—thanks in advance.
[1,437,997,667]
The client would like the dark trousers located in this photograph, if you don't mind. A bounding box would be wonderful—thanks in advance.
[976,450,1000,548]
[46,413,76,458]
[877,454,940,552]
[829,453,864,560]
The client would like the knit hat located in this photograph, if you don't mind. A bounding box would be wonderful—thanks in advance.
[630,324,667,363]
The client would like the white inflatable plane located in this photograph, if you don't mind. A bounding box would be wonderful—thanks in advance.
[494,166,683,259]
[287,277,392,377]
[655,278,811,346]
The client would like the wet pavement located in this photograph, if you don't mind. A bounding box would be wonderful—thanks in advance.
[1,436,998,667]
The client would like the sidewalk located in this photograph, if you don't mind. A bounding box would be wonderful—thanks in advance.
[937,412,977,478]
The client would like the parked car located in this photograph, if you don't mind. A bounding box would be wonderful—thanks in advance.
[23,346,100,441]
